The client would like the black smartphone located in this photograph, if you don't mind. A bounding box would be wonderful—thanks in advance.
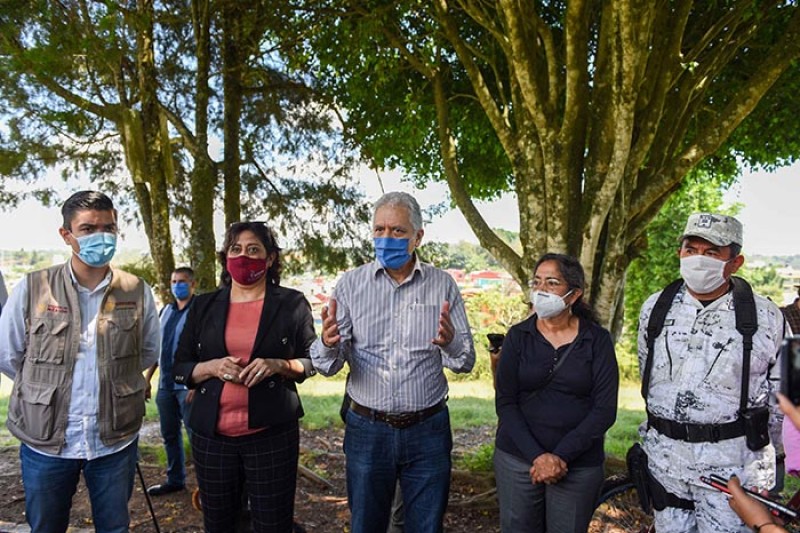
[700,474,798,522]
[780,335,800,405]
[486,333,505,353]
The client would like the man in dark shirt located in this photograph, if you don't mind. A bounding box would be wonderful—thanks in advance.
[781,284,800,335]
[144,266,196,495]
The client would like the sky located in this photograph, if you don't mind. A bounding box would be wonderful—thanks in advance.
[0,162,797,258]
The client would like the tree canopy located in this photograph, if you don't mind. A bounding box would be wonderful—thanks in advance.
[3,1,798,324]
[279,0,800,328]
[0,0,372,296]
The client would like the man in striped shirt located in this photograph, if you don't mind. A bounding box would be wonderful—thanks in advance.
[0,268,7,313]
[311,191,475,533]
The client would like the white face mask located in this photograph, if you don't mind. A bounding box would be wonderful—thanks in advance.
[680,255,729,294]
[530,290,573,319]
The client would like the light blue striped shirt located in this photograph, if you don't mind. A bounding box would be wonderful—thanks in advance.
[310,258,475,412]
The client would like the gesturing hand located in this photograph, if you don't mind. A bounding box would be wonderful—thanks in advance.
[432,301,455,346]
[321,299,341,348]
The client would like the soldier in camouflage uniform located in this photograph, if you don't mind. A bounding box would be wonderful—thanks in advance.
[638,213,789,533]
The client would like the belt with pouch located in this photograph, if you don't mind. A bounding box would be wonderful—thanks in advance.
[647,413,745,443]
[349,399,446,429]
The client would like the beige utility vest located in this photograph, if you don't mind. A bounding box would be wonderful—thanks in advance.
[7,262,147,454]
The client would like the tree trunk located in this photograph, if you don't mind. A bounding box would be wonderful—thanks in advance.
[190,0,218,291]
[135,0,175,301]
[221,0,242,227]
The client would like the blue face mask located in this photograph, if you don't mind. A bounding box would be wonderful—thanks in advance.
[374,237,412,270]
[74,232,117,267]
[172,281,191,301]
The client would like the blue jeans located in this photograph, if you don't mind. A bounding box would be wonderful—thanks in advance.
[20,440,138,533]
[156,387,191,486]
[344,407,452,533]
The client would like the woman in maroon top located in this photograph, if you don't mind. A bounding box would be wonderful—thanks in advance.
[174,222,316,533]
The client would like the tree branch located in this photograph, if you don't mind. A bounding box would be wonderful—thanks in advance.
[495,0,553,131]
[1,34,118,121]
[433,0,518,159]
[431,68,524,281]
[632,5,800,218]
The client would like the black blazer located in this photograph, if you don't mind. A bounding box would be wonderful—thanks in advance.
[173,284,317,437]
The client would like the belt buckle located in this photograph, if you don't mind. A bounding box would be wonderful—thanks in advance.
[684,423,701,442]
[684,423,718,443]
[388,412,416,429]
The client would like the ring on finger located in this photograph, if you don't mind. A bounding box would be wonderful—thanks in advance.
[256,370,264,377]
[223,373,233,381]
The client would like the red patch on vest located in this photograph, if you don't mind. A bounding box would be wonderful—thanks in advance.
[46,304,68,313]
[114,301,138,309]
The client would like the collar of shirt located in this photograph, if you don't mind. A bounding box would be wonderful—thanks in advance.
[679,283,733,310]
[67,261,112,295]
[370,255,425,284]
[169,297,193,314]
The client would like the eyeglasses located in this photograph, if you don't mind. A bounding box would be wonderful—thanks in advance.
[529,278,566,290]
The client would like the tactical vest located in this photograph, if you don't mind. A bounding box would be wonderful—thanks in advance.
[7,262,147,454]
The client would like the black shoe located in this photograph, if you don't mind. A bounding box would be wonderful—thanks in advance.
[147,482,185,496]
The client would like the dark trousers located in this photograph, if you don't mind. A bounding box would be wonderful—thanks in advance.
[155,388,190,486]
[493,447,604,533]
[192,422,299,533]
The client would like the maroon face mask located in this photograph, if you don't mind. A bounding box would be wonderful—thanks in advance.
[227,255,268,285]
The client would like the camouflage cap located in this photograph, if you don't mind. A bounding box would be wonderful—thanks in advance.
[681,213,743,247]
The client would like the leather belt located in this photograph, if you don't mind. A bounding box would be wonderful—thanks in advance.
[647,413,745,443]
[349,399,446,429]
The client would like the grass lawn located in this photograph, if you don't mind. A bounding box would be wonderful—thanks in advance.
[296,378,501,430]
[0,376,647,461]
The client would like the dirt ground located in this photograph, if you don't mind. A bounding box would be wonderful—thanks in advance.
[0,424,503,532]
[0,423,632,532]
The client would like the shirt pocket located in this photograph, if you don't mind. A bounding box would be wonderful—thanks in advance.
[10,382,58,440]
[111,375,146,432]
[404,303,440,354]
[647,333,676,390]
[28,318,69,365]
[107,314,139,360]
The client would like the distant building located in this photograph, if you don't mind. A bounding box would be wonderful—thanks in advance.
[467,269,512,289]
[445,269,466,284]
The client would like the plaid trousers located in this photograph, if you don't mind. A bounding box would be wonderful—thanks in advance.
[192,422,299,533]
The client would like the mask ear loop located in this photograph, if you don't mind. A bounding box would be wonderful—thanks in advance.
[563,289,576,314]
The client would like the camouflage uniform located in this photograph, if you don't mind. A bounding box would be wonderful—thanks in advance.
[638,285,785,533]
[635,211,792,532]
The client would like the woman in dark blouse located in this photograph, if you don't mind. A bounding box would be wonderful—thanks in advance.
[173,222,316,533]
[494,253,619,533]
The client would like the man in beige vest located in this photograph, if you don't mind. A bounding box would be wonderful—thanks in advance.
[0,190,160,533]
